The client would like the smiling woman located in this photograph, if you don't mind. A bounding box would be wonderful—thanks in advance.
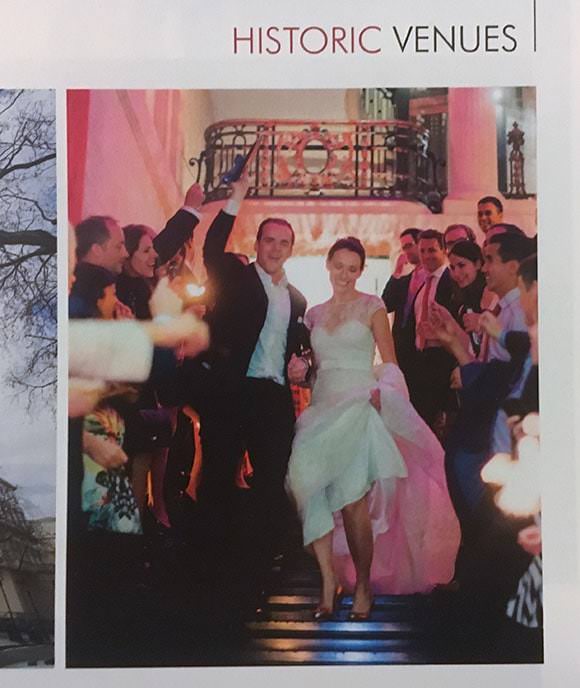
[116,225,158,320]
[448,240,492,357]
[286,235,460,620]
[326,237,365,298]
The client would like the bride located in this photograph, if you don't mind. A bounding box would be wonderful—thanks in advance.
[286,237,460,620]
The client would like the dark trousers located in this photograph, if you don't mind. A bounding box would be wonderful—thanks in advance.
[232,379,296,582]
[195,375,297,611]
[407,346,456,428]
[191,365,245,537]
[196,375,295,532]
[237,378,296,552]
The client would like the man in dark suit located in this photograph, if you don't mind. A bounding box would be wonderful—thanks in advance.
[406,229,456,429]
[195,175,308,608]
[381,227,425,382]
[72,183,203,318]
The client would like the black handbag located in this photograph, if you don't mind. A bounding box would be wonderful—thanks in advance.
[136,407,175,449]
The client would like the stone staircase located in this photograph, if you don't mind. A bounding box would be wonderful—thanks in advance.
[239,548,446,665]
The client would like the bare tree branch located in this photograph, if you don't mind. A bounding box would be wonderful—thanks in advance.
[0,90,56,408]
[1,193,56,225]
[0,229,57,252]
[0,89,23,117]
[0,248,48,269]
[0,152,56,180]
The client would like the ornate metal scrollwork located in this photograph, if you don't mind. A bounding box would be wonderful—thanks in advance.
[191,118,446,212]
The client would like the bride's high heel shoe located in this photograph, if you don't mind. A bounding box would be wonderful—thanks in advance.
[347,602,373,621]
[348,589,374,621]
[313,585,343,621]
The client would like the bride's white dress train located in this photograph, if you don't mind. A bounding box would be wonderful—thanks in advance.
[286,294,460,594]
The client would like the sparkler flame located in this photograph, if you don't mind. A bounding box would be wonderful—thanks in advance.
[186,283,206,298]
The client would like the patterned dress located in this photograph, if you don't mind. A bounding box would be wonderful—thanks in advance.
[82,407,142,534]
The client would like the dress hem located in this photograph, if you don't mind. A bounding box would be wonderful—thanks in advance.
[303,477,395,547]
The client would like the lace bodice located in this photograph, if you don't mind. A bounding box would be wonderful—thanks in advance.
[305,293,385,372]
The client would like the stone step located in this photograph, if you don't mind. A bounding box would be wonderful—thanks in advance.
[248,636,419,652]
[263,593,430,609]
[246,619,423,639]
[234,646,427,665]
[257,608,423,623]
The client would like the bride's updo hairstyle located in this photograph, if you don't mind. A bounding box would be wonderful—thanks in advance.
[327,236,366,270]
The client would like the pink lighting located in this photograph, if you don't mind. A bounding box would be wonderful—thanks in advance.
[447,88,499,199]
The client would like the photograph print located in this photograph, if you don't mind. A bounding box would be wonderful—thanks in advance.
[65,86,540,667]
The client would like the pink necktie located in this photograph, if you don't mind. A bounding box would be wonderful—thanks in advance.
[417,275,434,350]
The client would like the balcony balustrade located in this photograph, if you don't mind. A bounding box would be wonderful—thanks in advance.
[190,119,446,212]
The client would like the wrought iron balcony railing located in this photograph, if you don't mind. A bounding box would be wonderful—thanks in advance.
[189,119,446,212]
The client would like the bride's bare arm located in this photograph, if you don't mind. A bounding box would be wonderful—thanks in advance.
[371,308,398,365]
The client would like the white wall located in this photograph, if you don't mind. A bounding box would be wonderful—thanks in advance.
[209,89,350,121]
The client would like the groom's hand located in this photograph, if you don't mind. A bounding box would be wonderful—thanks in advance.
[230,172,250,204]
[288,354,308,384]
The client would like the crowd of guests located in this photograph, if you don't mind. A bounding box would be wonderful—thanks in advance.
[67,184,541,665]
[382,195,541,660]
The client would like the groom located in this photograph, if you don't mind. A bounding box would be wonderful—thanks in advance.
[198,174,308,603]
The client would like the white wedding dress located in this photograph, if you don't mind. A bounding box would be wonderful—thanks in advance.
[286,293,460,594]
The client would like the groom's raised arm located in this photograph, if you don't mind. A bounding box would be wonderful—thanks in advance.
[203,175,250,268]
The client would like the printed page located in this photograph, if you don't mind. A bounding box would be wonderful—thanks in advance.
[0,0,578,686]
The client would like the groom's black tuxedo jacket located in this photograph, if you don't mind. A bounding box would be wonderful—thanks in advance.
[204,210,308,381]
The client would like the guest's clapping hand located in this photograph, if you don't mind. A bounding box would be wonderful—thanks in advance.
[479,311,502,340]
[430,303,473,365]
[184,182,204,210]
[114,299,135,320]
[416,319,437,342]
[370,388,381,413]
[288,354,309,384]
[150,276,183,319]
[428,303,457,347]
[393,252,409,278]
[517,524,542,557]
[462,312,481,334]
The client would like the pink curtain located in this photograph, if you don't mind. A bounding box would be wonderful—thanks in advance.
[67,90,91,226]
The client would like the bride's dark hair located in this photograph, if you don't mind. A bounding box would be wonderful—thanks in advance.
[327,236,366,268]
